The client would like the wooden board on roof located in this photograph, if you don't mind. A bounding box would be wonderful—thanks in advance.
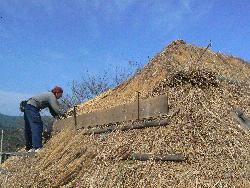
[53,94,169,131]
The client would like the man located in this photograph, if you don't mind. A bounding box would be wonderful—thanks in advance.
[24,86,65,152]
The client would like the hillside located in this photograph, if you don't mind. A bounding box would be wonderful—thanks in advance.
[0,113,54,152]
[0,113,23,129]
[1,40,250,187]
[0,113,25,152]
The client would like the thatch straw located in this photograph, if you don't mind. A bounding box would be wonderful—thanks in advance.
[1,40,250,187]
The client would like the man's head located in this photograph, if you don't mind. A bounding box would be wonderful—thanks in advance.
[51,86,63,99]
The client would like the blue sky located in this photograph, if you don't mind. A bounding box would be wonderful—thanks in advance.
[0,0,250,115]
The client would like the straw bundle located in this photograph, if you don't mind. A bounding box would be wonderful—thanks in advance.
[1,40,250,187]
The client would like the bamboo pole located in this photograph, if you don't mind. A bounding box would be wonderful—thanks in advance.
[0,130,3,164]
[137,91,140,120]
[0,167,11,175]
[84,119,169,135]
[122,153,185,162]
[232,109,250,130]
[0,151,35,157]
[73,105,77,129]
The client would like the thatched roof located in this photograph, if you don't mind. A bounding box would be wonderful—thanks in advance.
[1,40,250,187]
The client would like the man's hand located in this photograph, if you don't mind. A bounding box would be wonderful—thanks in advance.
[61,113,67,118]
[56,113,67,120]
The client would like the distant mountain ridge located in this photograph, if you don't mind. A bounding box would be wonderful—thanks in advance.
[0,113,54,152]
[0,113,23,129]
[0,113,25,152]
[0,113,54,130]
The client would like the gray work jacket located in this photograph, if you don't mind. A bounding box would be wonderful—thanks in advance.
[27,92,64,116]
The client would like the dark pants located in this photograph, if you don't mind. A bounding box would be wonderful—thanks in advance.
[24,104,43,150]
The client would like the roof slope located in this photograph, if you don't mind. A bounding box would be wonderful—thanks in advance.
[1,40,250,187]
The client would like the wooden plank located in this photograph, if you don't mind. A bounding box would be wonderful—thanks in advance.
[54,94,169,131]
[140,94,169,118]
[53,116,75,131]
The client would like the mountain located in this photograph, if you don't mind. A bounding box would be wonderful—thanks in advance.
[1,40,250,187]
[0,113,54,130]
[0,113,54,152]
[0,113,23,129]
[0,113,24,152]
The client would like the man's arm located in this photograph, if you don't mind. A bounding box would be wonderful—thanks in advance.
[48,106,58,118]
[48,94,65,117]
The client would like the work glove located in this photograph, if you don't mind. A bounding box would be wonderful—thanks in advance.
[55,113,67,120]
